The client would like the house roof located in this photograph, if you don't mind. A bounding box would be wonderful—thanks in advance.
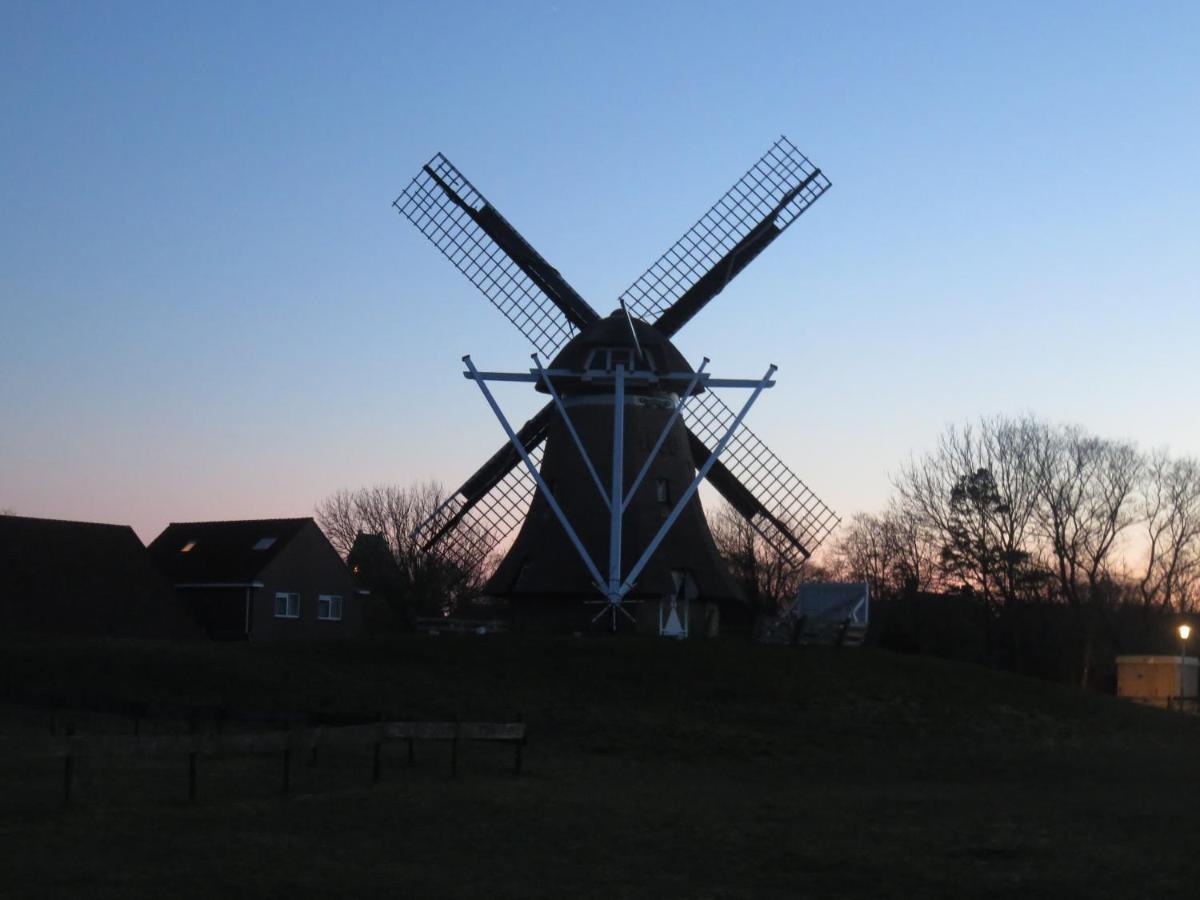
[793,581,870,625]
[0,514,197,638]
[148,518,313,585]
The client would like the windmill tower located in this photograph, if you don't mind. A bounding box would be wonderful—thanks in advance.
[394,137,840,634]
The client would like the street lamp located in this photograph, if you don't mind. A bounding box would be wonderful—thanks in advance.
[1179,624,1192,708]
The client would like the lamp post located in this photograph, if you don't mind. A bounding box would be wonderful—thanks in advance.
[1179,624,1192,708]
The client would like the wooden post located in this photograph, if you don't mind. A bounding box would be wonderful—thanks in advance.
[61,724,75,809]
[188,751,198,803]
[514,713,524,776]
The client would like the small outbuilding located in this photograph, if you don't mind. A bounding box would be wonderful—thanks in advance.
[148,518,362,641]
[1115,655,1198,709]
[0,514,198,639]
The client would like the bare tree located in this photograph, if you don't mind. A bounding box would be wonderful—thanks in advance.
[1033,427,1142,605]
[1137,451,1200,612]
[827,505,937,598]
[1031,426,1142,683]
[315,482,493,618]
[708,502,805,611]
[895,417,1045,611]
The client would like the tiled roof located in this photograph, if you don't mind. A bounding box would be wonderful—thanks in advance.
[148,518,312,584]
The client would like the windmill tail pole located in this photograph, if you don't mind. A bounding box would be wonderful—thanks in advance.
[461,355,607,591]
[619,363,778,597]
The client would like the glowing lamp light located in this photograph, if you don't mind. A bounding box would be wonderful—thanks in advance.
[1180,625,1192,642]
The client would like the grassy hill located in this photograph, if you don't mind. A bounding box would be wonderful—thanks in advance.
[2,635,1198,898]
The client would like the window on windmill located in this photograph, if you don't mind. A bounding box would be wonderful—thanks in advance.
[252,537,276,551]
[656,478,671,506]
[609,349,636,371]
[180,540,197,553]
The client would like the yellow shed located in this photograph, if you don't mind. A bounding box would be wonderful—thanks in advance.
[1116,656,1198,708]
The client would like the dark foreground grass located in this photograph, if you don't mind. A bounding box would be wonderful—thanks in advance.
[2,635,1199,898]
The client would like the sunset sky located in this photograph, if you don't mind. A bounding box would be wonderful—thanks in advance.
[2,1,1198,544]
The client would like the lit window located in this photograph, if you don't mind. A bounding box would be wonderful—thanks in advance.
[274,592,300,619]
[180,541,196,553]
[656,479,670,504]
[252,537,276,550]
[318,594,343,621]
[351,564,360,575]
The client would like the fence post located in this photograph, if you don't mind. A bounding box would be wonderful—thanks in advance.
[282,743,292,796]
[188,751,198,804]
[514,713,524,776]
[61,724,75,809]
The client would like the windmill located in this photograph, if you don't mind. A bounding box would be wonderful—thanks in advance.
[394,136,839,634]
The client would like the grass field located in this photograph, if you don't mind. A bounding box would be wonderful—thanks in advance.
[2,635,1199,898]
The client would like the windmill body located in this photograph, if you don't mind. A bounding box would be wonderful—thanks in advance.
[394,137,841,636]
[485,312,745,635]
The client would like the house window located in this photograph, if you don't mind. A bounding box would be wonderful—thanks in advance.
[274,592,300,619]
[318,594,343,621]
[180,540,196,553]
[252,537,276,550]
[656,478,670,504]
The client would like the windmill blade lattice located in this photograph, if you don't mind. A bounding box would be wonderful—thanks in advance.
[417,442,544,567]
[394,154,593,358]
[684,389,840,566]
[619,136,831,335]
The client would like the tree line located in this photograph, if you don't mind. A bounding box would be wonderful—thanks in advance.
[824,415,1200,686]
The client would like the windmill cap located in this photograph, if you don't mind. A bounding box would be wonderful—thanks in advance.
[538,312,702,395]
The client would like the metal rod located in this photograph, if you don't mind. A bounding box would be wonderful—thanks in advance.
[607,364,625,606]
[460,369,772,388]
[622,357,709,513]
[532,353,610,511]
[462,355,607,590]
[619,364,778,596]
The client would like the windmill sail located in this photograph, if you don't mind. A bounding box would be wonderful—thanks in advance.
[618,136,831,337]
[684,390,840,568]
[394,153,599,357]
[418,442,544,570]
[413,406,553,561]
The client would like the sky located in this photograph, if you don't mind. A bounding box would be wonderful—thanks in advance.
[1,1,1198,544]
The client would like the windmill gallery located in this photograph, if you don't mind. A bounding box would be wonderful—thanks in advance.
[393,137,840,636]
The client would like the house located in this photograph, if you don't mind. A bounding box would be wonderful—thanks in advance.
[756,581,870,646]
[0,514,199,639]
[148,518,363,641]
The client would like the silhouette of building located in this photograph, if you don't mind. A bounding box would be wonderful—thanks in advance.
[0,514,198,639]
[148,518,362,641]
